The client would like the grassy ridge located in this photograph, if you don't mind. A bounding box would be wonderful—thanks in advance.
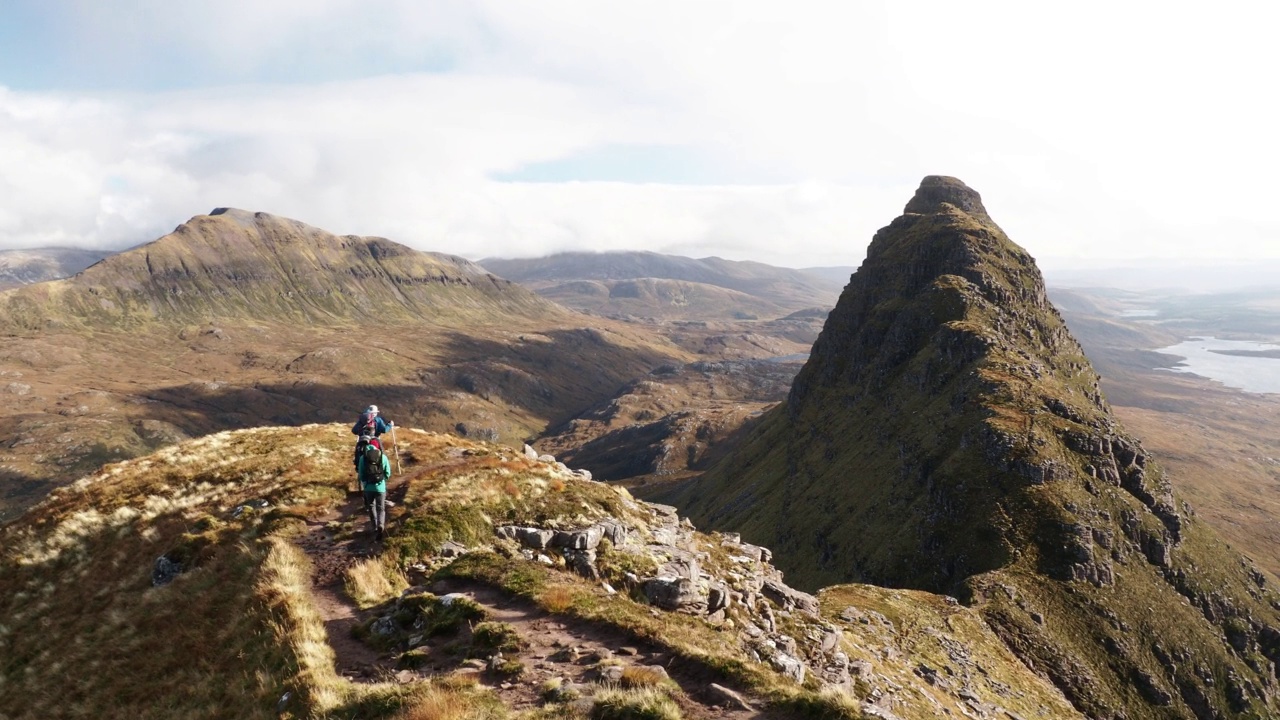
[0,423,1084,719]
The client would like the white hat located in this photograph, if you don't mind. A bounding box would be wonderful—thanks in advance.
[366,405,378,413]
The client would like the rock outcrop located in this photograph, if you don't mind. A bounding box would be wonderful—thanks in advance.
[494,495,839,688]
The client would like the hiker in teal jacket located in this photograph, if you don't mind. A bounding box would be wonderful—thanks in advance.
[357,444,392,540]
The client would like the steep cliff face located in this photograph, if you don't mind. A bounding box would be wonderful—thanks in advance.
[676,176,1280,718]
[0,209,560,329]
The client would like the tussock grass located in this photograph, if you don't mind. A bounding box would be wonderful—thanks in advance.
[590,686,682,720]
[345,557,408,609]
[541,584,576,613]
[470,621,523,654]
[619,666,673,689]
[257,536,347,713]
[388,680,507,720]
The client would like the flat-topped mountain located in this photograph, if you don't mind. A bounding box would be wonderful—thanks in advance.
[480,250,842,320]
[1,209,560,329]
[673,176,1280,718]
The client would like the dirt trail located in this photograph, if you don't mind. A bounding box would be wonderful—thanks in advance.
[295,461,420,682]
[424,577,768,719]
[293,454,769,717]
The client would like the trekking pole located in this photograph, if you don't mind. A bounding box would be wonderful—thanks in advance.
[391,423,402,476]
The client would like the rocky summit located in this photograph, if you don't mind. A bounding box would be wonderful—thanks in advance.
[675,176,1280,718]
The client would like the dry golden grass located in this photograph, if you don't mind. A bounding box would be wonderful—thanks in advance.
[619,666,673,689]
[0,424,426,719]
[540,584,576,614]
[345,557,408,609]
[590,686,683,720]
[390,682,507,720]
[258,536,350,713]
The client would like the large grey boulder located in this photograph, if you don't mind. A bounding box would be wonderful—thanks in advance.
[552,525,603,550]
[642,576,708,613]
[769,651,806,683]
[762,579,820,616]
[496,525,555,549]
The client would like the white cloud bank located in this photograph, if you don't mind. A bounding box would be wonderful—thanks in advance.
[1,0,1278,270]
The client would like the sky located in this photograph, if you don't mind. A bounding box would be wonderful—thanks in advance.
[1,0,1278,274]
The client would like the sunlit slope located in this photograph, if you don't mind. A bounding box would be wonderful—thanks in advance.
[481,250,842,320]
[674,176,1280,719]
[0,423,1082,720]
[0,208,562,329]
[0,208,689,523]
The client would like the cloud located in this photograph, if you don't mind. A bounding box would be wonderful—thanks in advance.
[1,1,1279,267]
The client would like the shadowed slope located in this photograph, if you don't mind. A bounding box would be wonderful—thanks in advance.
[674,176,1280,719]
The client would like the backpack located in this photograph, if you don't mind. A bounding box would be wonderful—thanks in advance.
[359,411,378,435]
[361,445,386,485]
[353,435,382,467]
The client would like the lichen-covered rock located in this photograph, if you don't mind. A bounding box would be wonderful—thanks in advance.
[552,525,603,550]
[762,579,819,616]
[643,576,707,613]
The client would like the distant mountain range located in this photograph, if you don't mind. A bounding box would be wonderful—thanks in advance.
[0,247,111,290]
[480,251,843,320]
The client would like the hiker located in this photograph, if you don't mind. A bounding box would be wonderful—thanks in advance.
[357,443,391,540]
[351,405,393,474]
[351,404,393,439]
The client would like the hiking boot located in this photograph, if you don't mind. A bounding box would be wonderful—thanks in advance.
[375,528,384,541]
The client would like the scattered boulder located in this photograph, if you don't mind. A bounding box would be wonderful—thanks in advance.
[769,651,806,683]
[151,556,183,587]
[438,540,469,558]
[707,683,753,711]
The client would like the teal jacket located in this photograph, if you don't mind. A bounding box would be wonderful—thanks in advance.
[357,453,391,492]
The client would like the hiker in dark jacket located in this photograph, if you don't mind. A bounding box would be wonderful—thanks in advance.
[351,404,393,438]
[357,443,392,540]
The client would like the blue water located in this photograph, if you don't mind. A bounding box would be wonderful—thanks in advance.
[1153,337,1280,394]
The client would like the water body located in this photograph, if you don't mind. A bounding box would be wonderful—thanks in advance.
[1153,337,1280,394]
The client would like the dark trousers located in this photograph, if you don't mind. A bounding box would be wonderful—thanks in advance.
[363,490,386,531]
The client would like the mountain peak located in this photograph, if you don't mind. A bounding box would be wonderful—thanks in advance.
[902,175,992,224]
[676,176,1280,718]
